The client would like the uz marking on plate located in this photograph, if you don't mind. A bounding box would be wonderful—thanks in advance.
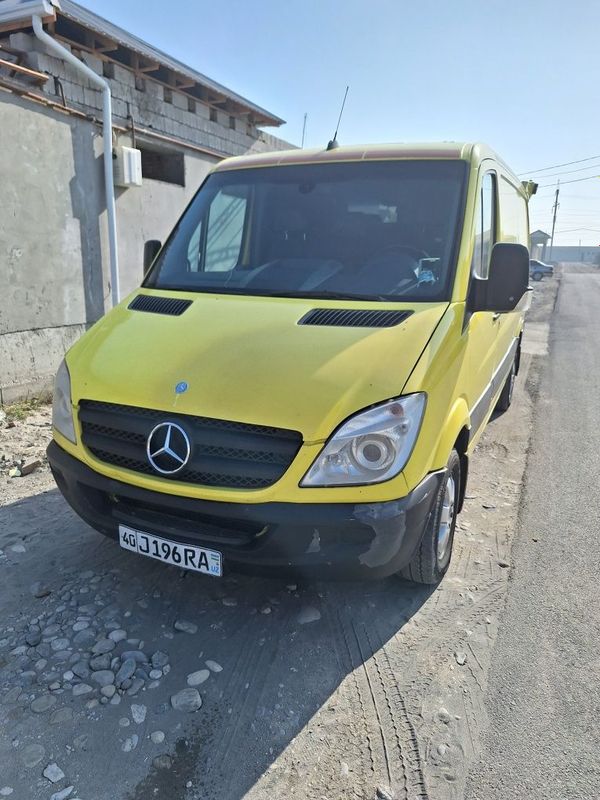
[118,525,222,577]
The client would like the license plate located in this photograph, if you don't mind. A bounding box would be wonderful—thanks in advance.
[119,525,222,577]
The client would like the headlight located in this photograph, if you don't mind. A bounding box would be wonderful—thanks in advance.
[52,359,76,443]
[301,393,426,487]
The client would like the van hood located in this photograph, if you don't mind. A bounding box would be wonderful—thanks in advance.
[68,293,447,442]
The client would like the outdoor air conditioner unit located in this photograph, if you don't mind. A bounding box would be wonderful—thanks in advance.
[113,145,142,188]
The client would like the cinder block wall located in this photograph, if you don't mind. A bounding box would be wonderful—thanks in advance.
[0,33,293,403]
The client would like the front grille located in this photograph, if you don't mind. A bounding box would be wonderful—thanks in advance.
[79,401,302,489]
[298,308,412,328]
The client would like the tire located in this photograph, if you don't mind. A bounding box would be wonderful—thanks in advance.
[532,272,543,281]
[495,357,516,413]
[399,450,460,585]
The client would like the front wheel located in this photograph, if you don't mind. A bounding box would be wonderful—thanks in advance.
[532,272,543,281]
[399,450,460,585]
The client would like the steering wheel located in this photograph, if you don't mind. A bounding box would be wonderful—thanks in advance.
[370,244,429,263]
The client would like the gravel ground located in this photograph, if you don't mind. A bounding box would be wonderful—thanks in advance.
[0,277,556,800]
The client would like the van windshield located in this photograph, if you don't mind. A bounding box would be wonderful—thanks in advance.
[145,160,467,302]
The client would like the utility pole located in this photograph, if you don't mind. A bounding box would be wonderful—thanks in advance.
[549,180,560,261]
[301,113,307,148]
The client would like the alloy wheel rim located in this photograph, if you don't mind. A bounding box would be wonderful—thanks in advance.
[437,475,456,563]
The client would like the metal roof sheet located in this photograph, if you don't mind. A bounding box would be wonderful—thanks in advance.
[57,0,284,126]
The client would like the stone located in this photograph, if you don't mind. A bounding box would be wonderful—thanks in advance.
[72,683,93,697]
[170,688,202,713]
[21,458,41,476]
[260,604,272,615]
[120,650,147,664]
[50,707,73,724]
[153,754,172,769]
[50,638,71,652]
[116,658,136,685]
[437,707,451,724]
[151,651,169,669]
[100,684,116,698]
[126,678,144,696]
[25,630,42,646]
[91,670,115,688]
[119,717,130,727]
[131,703,147,724]
[376,787,394,800]
[31,694,57,713]
[205,660,222,673]
[43,763,65,783]
[0,789,13,797]
[50,788,74,800]
[187,669,210,687]
[90,654,111,671]
[122,734,139,752]
[3,686,22,704]
[73,630,95,648]
[53,650,72,663]
[222,597,237,607]
[455,651,467,666]
[10,543,25,552]
[63,670,75,682]
[149,669,162,680]
[151,730,165,744]
[297,606,321,625]
[108,629,127,642]
[30,581,51,599]
[72,621,89,632]
[91,639,115,655]
[20,743,46,767]
[71,661,90,680]
[174,620,197,634]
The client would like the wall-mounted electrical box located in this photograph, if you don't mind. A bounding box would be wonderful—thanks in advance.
[113,145,142,188]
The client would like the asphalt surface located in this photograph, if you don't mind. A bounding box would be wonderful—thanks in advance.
[465,270,600,799]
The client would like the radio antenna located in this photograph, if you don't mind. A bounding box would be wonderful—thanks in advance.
[326,85,349,151]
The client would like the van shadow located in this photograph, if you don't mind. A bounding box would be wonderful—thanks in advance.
[0,488,434,800]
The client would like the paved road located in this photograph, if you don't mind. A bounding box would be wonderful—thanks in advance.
[465,271,600,799]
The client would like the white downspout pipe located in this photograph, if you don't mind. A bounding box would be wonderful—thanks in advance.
[32,14,120,307]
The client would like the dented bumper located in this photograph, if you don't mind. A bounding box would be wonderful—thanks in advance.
[48,441,444,580]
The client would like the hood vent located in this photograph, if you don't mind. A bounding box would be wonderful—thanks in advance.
[128,294,192,316]
[298,308,412,328]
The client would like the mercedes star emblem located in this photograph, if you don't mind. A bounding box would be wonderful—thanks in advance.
[146,422,191,475]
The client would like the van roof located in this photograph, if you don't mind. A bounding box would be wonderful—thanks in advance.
[212,142,519,182]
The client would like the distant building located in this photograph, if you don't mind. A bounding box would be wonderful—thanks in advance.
[0,0,293,402]
[530,229,551,261]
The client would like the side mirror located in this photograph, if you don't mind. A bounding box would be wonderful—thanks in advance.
[469,243,530,313]
[143,240,162,274]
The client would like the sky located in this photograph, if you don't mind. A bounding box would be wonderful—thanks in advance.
[82,0,600,246]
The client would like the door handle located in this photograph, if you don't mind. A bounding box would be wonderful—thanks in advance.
[492,313,501,322]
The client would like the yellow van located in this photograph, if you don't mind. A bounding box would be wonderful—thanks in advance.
[48,142,531,583]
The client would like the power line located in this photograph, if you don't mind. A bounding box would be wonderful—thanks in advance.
[532,161,600,179]
[538,174,600,188]
[519,153,600,176]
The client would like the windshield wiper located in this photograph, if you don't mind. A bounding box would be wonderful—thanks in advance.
[265,289,388,302]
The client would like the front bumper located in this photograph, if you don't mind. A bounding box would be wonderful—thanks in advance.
[47,441,444,579]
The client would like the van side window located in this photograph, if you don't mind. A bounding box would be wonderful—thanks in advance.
[204,187,248,271]
[499,177,529,246]
[472,172,497,280]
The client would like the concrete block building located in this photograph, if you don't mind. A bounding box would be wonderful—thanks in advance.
[0,0,292,402]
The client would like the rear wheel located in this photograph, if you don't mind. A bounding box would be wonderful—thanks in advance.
[399,450,460,584]
[495,358,516,413]
[532,271,543,281]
